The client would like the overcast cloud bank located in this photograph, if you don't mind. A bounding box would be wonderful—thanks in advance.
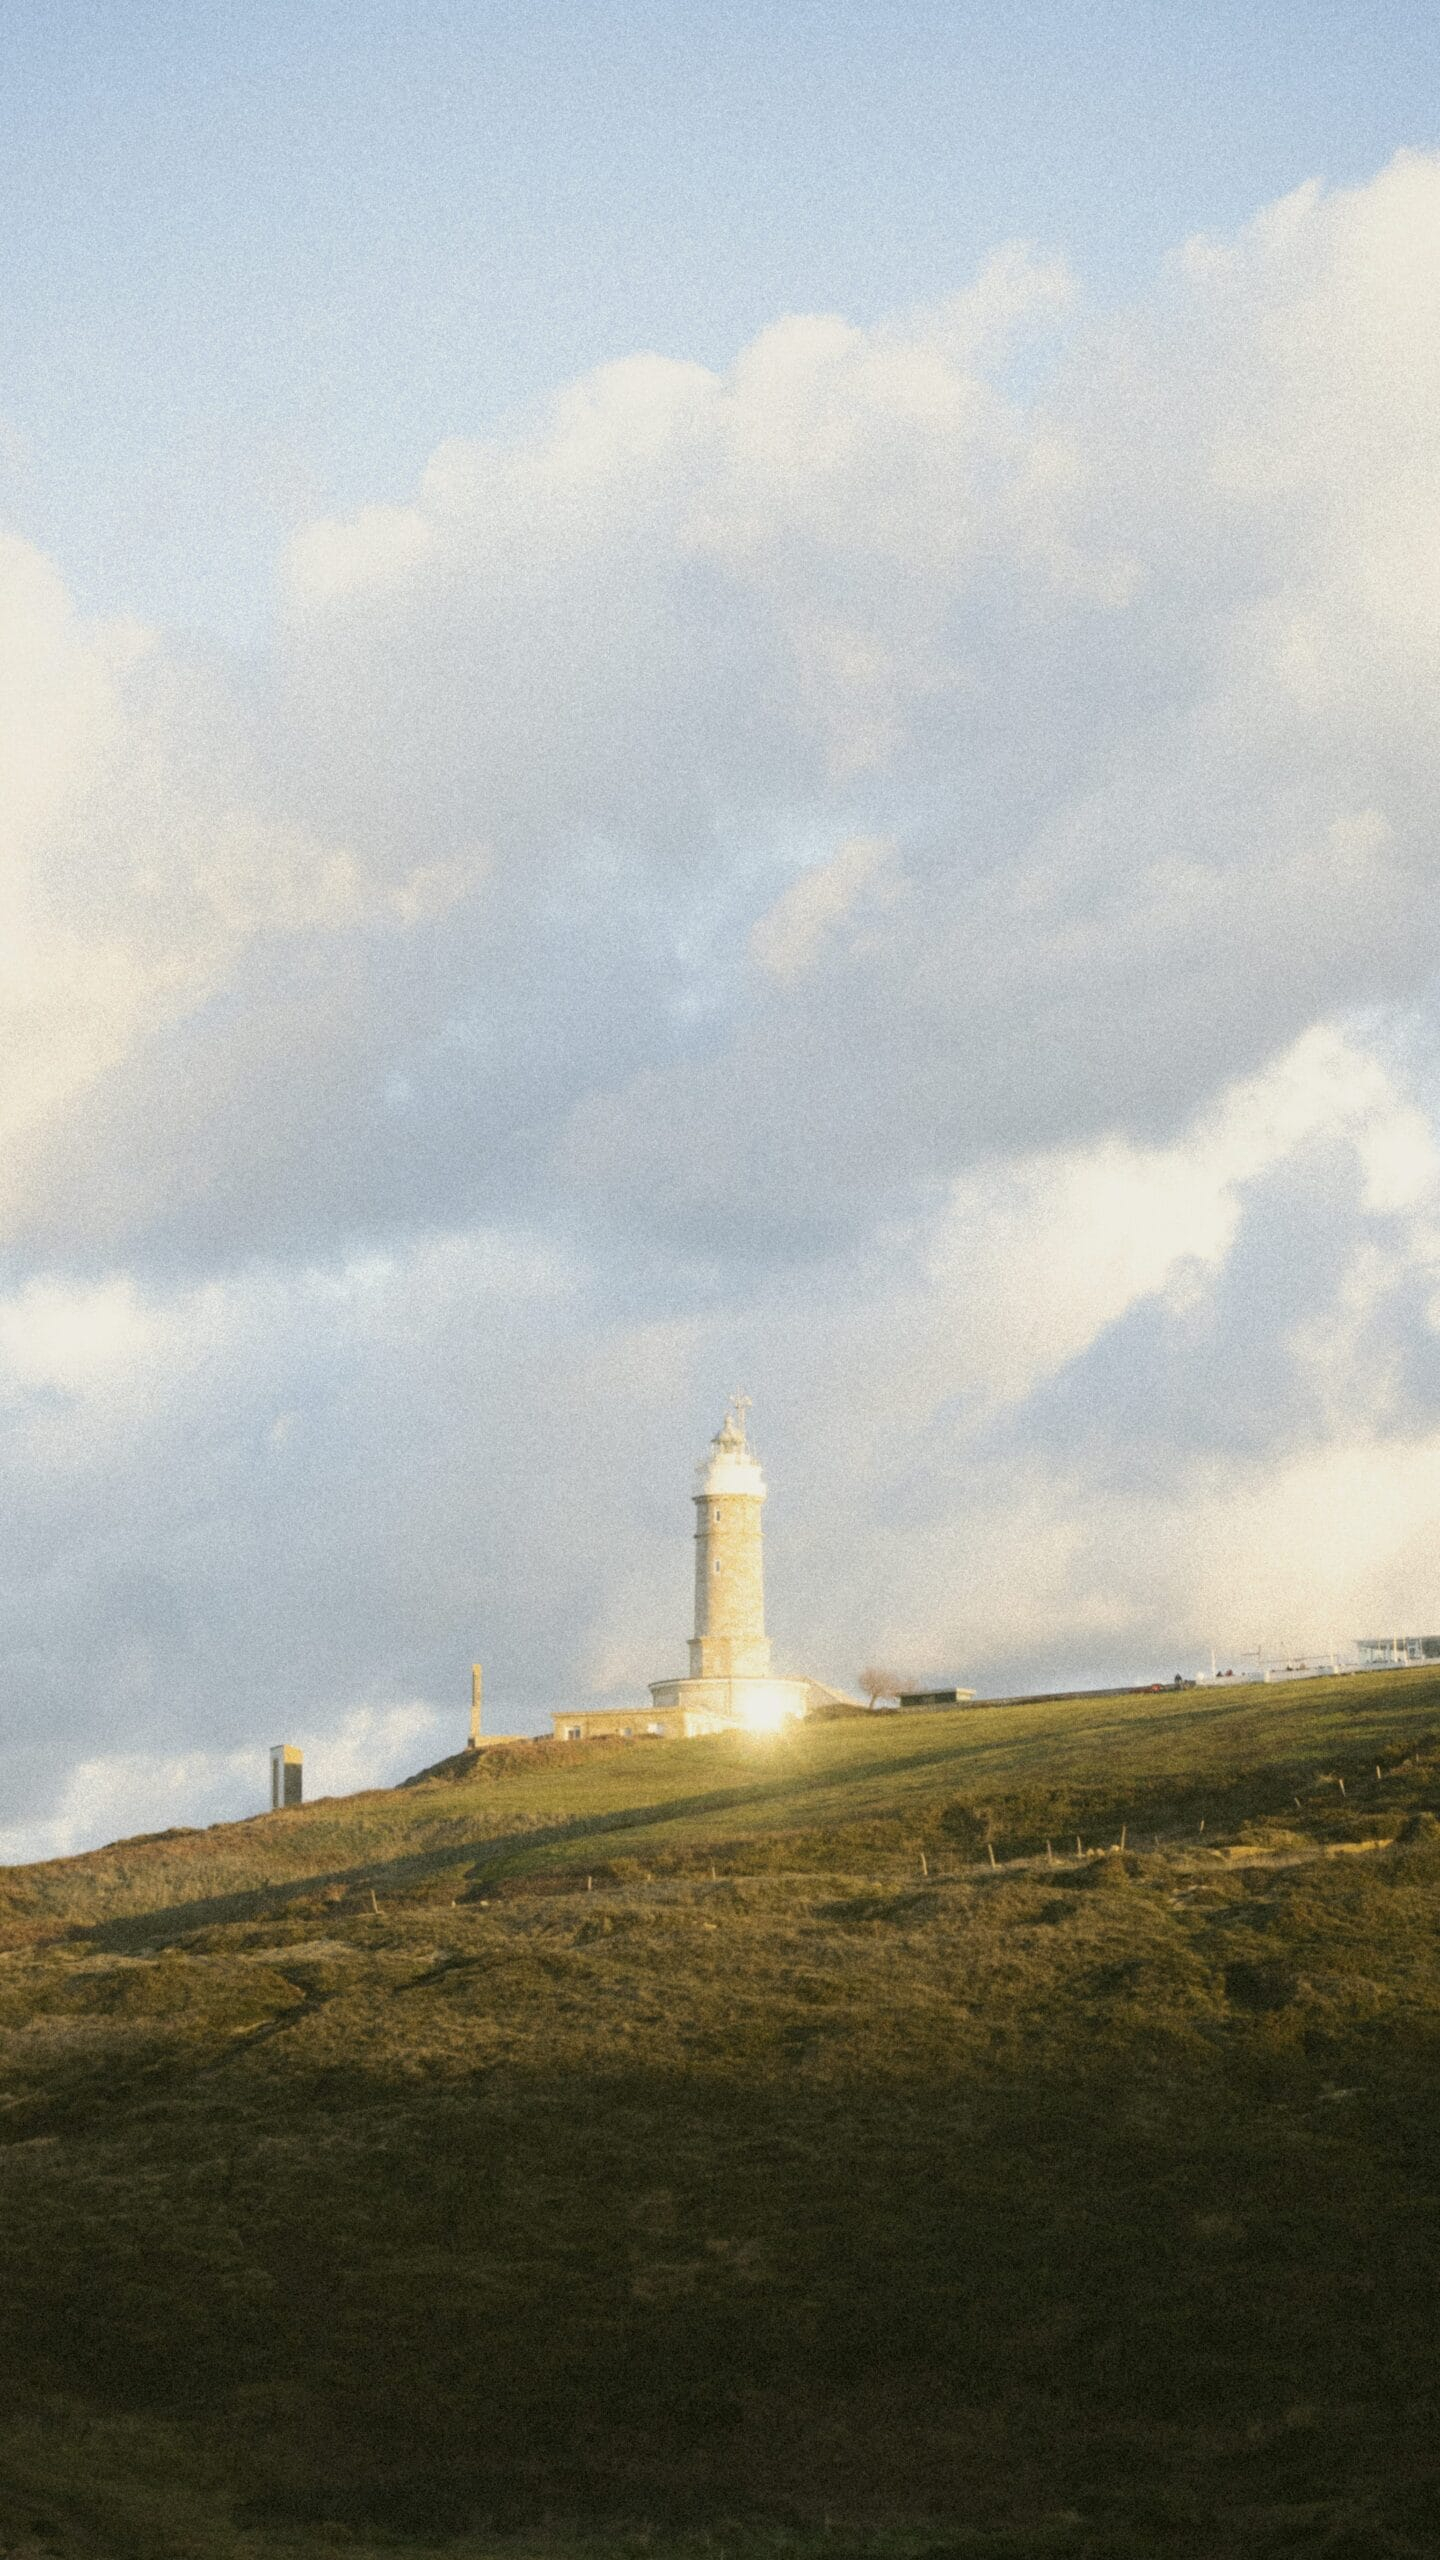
[7,156,1440,1854]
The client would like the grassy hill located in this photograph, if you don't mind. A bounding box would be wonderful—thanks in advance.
[2,1671,1439,2559]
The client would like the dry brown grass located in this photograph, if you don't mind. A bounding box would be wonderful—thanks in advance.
[2,1673,1439,2556]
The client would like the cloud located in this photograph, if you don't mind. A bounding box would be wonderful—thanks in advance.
[750,835,900,982]
[14,170,1440,1265]
[9,159,1440,1847]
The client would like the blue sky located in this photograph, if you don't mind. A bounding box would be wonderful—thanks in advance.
[4,2,1439,635]
[7,5,1440,1851]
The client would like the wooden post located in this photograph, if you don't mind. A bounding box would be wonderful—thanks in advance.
[919,1851,928,1877]
[986,1842,997,1867]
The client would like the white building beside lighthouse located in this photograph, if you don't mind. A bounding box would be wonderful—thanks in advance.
[553,1398,851,1742]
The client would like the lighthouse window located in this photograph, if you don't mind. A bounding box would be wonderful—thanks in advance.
[714,1557,722,1573]
[713,1506,721,1523]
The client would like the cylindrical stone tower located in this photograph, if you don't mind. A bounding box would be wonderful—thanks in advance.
[690,1396,772,1679]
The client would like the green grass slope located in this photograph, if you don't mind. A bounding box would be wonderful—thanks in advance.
[2,1672,1439,2560]
[9,1667,1439,1935]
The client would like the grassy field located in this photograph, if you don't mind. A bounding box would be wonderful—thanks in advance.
[2,1671,1439,2558]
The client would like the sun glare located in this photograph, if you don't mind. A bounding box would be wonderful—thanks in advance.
[740,1686,799,1735]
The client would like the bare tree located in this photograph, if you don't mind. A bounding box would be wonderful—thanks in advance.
[858,1666,907,1710]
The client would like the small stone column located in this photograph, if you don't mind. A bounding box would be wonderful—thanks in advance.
[269,1744,303,1810]
[469,1662,484,1750]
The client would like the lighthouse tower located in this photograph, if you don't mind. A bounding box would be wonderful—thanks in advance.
[690,1394,771,1679]
[639,1396,847,1733]
[551,1395,857,1742]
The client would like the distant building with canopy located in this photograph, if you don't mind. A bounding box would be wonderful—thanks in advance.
[1355,1634,1440,1667]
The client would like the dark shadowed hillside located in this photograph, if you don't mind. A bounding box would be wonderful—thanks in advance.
[2,1673,1439,2559]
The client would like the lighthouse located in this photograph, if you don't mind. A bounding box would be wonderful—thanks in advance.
[689,1393,771,1680]
[551,1396,855,1742]
[643,1397,844,1733]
